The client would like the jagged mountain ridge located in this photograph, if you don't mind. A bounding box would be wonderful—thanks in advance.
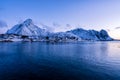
[4,19,113,41]
[67,28,113,41]
[6,19,48,36]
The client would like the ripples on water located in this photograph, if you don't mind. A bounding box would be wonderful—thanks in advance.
[0,41,120,80]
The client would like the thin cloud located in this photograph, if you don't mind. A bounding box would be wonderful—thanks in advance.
[66,24,71,27]
[53,22,61,27]
[115,27,120,29]
[40,23,54,32]
[106,29,110,32]
[65,24,73,30]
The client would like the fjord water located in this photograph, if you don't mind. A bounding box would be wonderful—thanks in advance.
[0,42,120,80]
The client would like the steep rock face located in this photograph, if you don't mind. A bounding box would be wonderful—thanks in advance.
[67,28,113,41]
[6,19,47,37]
[99,29,113,40]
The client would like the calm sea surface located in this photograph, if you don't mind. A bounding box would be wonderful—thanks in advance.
[0,41,120,80]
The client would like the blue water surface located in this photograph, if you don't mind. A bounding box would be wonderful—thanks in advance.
[0,41,120,80]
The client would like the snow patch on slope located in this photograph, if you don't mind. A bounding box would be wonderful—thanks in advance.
[6,19,48,36]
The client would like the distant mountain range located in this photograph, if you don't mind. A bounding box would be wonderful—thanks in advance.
[0,19,113,42]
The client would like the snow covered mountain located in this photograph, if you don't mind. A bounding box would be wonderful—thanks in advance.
[6,19,48,37]
[67,28,113,41]
[3,19,113,42]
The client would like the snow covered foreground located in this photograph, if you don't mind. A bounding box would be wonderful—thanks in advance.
[0,19,113,42]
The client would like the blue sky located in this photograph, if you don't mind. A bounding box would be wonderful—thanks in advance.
[0,0,120,38]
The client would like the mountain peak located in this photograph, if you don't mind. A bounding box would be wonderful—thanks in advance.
[23,19,33,26]
[6,19,48,36]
